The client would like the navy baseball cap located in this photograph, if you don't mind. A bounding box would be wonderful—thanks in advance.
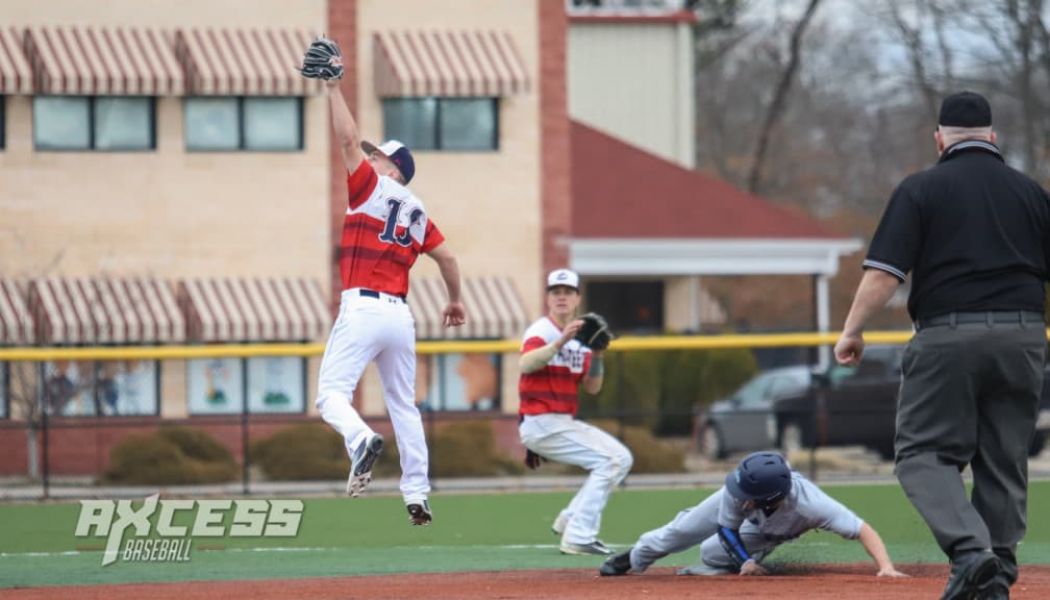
[938,91,992,128]
[361,139,416,184]
[725,451,792,504]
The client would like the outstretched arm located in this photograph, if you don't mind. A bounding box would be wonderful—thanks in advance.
[427,244,466,327]
[327,81,364,173]
[858,523,907,577]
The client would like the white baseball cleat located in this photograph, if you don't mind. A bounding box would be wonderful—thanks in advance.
[559,540,613,556]
[551,514,568,536]
[347,433,384,498]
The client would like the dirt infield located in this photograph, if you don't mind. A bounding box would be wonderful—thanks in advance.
[4,565,1050,599]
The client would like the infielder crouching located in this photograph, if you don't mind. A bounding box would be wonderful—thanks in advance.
[518,269,632,556]
[601,452,906,577]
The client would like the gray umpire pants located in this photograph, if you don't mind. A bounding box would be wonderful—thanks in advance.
[629,489,777,573]
[895,314,1046,584]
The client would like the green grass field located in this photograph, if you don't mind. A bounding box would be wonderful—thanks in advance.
[2,481,1049,589]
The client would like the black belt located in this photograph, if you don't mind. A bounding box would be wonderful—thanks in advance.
[357,289,406,302]
[914,310,1044,330]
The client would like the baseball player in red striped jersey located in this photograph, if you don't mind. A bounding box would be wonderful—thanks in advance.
[518,269,633,555]
[317,78,466,526]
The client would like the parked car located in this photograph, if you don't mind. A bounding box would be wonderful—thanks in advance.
[695,365,811,460]
[773,345,904,460]
[697,345,1050,461]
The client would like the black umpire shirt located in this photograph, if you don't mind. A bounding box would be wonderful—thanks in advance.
[864,140,1050,321]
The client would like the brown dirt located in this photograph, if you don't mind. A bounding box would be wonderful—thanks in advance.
[3,564,1050,599]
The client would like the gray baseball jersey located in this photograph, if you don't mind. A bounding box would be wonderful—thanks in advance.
[718,471,864,541]
[631,471,863,572]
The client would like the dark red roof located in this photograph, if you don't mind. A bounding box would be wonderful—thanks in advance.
[570,121,845,239]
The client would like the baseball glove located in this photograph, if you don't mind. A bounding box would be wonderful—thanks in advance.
[524,449,547,470]
[574,312,613,351]
[300,36,344,81]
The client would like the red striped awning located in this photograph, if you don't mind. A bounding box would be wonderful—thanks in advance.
[23,26,183,95]
[176,28,323,96]
[0,28,32,94]
[0,279,33,345]
[178,278,330,342]
[409,276,528,340]
[373,30,530,97]
[28,277,185,345]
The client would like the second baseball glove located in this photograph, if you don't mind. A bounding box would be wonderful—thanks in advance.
[300,36,344,81]
[574,312,613,351]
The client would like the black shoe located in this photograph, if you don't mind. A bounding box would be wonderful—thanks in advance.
[407,501,433,526]
[942,551,1000,600]
[978,574,1010,600]
[599,549,633,576]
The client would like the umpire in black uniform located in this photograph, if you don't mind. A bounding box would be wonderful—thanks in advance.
[835,92,1050,600]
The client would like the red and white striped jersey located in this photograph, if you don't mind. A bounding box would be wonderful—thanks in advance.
[518,317,592,416]
[340,160,444,296]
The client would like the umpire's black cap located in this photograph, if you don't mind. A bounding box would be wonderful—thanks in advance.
[938,91,992,127]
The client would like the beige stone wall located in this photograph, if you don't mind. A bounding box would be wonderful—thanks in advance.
[2,0,325,29]
[665,276,700,332]
[160,359,188,418]
[0,96,329,282]
[355,0,544,414]
[0,0,329,284]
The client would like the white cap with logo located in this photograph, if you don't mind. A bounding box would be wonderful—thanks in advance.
[546,268,580,290]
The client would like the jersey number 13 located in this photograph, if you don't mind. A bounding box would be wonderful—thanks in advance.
[378,198,423,247]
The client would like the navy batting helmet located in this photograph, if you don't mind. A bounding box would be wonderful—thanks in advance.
[725,452,792,505]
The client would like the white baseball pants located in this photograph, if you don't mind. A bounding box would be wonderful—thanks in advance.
[316,288,429,503]
[519,413,633,544]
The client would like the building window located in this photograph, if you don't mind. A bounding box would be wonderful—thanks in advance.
[185,97,303,152]
[95,97,154,150]
[34,97,90,150]
[43,361,160,417]
[187,357,307,414]
[382,98,498,151]
[244,98,303,150]
[187,358,244,414]
[419,354,502,411]
[585,280,665,333]
[33,96,155,151]
[246,357,306,414]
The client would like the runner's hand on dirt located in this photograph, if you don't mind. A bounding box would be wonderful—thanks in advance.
[739,560,768,576]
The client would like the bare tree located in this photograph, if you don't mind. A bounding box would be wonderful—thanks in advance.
[746,0,823,193]
[1004,0,1043,173]
[886,0,942,121]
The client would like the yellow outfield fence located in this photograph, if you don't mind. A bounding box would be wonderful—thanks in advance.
[0,330,926,361]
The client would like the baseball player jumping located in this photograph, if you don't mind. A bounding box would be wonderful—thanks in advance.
[300,38,466,525]
[600,452,907,577]
[518,268,631,555]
